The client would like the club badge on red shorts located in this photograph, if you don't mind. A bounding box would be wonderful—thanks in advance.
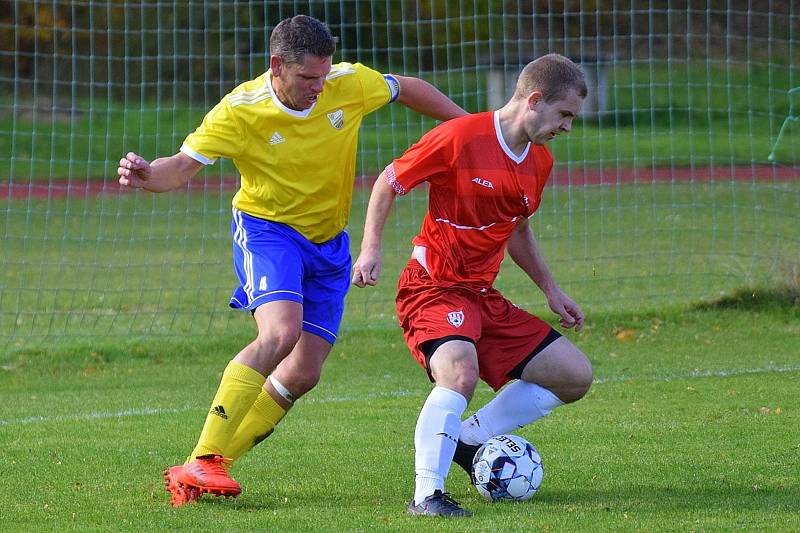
[447,310,464,328]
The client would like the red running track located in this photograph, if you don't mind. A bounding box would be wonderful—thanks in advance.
[3,165,797,200]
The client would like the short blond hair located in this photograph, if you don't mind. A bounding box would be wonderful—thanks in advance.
[514,54,587,102]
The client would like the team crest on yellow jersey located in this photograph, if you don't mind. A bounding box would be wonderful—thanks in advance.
[327,109,344,129]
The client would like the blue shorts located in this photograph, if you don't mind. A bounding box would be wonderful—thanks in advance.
[229,208,351,345]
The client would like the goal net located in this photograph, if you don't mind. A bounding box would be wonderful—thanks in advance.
[1,1,798,349]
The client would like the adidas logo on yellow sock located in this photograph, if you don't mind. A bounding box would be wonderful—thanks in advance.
[211,405,228,420]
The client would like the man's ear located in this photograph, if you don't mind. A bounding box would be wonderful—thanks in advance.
[527,91,543,110]
[270,55,283,76]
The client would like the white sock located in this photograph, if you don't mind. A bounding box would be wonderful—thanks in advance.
[413,386,468,505]
[459,381,563,446]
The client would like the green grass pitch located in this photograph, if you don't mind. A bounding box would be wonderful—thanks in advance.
[1,302,798,531]
[1,180,799,530]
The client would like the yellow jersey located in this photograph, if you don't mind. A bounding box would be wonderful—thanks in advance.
[181,62,399,243]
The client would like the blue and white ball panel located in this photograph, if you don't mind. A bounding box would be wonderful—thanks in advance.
[228,208,351,344]
[471,434,543,502]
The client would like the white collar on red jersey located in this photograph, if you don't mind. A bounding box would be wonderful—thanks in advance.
[493,111,530,164]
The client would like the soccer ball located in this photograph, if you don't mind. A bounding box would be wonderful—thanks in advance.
[471,434,543,502]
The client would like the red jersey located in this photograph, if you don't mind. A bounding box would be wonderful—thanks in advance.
[385,111,553,286]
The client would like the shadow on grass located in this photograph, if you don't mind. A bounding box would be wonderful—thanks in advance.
[542,483,799,512]
[693,286,800,312]
[175,482,800,519]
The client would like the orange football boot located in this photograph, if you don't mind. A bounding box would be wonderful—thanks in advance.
[163,464,203,507]
[166,455,241,504]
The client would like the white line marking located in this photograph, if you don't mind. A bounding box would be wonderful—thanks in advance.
[592,364,800,384]
[0,404,196,427]
[1,365,798,427]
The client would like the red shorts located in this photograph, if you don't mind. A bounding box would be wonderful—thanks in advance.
[396,260,557,391]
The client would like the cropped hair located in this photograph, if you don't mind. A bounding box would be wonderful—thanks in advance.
[514,54,588,102]
[269,15,337,64]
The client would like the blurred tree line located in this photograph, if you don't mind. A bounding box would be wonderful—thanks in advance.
[1,0,796,103]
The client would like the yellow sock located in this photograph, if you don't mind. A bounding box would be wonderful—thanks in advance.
[226,389,287,462]
[188,361,266,461]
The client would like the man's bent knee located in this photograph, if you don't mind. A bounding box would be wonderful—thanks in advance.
[273,365,321,398]
[560,352,593,402]
[428,340,479,400]
[255,326,301,358]
[252,301,303,359]
[522,338,593,403]
[270,331,332,400]
[237,324,301,374]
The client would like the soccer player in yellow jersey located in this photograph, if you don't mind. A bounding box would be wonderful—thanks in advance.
[117,15,467,507]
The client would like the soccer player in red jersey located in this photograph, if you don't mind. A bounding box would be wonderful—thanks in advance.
[353,54,593,517]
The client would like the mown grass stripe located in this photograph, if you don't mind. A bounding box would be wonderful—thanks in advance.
[3,365,798,428]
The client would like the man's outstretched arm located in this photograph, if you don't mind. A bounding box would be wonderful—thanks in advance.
[118,151,204,192]
[395,75,469,122]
